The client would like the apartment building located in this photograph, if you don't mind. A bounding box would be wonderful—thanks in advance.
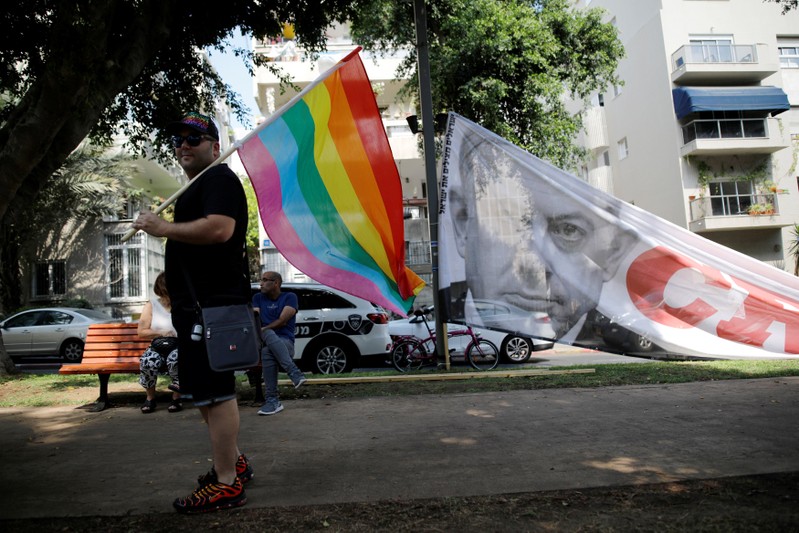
[576,0,799,272]
[252,23,433,299]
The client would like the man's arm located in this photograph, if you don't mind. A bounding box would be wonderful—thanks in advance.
[133,212,235,245]
[262,305,297,331]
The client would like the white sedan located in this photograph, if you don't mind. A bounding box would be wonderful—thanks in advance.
[389,304,554,364]
[0,307,116,363]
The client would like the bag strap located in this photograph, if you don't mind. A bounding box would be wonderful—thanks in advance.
[178,240,252,315]
[179,263,204,327]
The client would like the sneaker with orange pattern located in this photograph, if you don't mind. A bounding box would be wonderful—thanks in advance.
[173,476,246,514]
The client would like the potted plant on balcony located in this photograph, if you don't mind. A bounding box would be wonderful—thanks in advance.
[748,202,774,216]
[760,180,789,195]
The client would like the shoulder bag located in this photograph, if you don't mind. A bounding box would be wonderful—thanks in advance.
[181,262,261,372]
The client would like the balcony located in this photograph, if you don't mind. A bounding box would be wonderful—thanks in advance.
[671,43,779,85]
[688,192,791,232]
[587,165,613,194]
[254,40,406,113]
[679,117,789,156]
[405,240,431,266]
[582,106,609,151]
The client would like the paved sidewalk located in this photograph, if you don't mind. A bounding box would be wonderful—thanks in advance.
[1,377,798,519]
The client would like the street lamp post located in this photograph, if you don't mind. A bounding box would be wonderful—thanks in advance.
[413,0,449,369]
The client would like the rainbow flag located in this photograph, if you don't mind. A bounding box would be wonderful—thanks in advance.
[238,48,425,315]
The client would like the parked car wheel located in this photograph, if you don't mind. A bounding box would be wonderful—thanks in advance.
[632,333,655,353]
[61,339,84,363]
[501,335,533,364]
[303,337,357,374]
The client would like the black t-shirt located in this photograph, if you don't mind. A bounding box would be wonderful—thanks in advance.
[165,164,250,309]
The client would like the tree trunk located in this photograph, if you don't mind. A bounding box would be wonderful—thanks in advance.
[0,217,24,313]
[0,332,17,377]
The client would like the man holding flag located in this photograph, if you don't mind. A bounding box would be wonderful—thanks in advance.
[126,49,428,511]
[134,112,252,514]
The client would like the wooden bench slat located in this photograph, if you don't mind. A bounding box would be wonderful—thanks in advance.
[70,352,140,366]
[84,323,139,330]
[81,352,149,360]
[83,343,150,352]
[85,333,148,341]
[60,363,140,374]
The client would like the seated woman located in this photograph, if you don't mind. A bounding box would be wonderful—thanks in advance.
[137,272,181,414]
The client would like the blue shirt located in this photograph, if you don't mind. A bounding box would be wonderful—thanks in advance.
[252,291,298,342]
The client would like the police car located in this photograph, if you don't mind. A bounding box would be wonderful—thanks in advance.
[251,282,392,374]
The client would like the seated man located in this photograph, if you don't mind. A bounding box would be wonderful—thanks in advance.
[252,271,306,415]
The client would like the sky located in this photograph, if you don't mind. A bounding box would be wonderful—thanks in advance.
[206,30,258,131]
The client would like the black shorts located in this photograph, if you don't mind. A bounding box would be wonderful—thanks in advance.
[172,309,237,406]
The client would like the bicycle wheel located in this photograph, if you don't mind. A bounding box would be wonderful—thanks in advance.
[466,339,500,370]
[391,339,427,372]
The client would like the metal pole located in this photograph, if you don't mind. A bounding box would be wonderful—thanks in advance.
[413,0,449,369]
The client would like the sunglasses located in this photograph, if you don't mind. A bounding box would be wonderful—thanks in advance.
[171,134,214,148]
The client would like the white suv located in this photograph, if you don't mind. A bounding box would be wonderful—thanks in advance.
[251,282,392,374]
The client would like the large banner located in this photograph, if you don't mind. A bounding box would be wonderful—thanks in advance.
[438,113,799,358]
[238,49,425,316]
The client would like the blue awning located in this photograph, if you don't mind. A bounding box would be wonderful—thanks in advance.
[672,86,790,120]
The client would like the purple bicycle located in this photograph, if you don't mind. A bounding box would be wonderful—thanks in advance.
[390,306,500,372]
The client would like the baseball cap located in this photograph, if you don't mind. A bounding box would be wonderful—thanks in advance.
[165,111,219,140]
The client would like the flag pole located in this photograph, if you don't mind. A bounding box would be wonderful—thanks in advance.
[413,0,449,369]
[120,48,362,243]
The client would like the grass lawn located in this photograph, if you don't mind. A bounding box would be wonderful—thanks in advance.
[1,358,797,407]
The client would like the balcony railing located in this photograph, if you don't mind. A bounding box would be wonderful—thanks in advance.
[681,118,767,145]
[672,44,757,70]
[689,192,778,220]
[406,241,431,266]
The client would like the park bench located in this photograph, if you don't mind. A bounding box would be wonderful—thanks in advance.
[59,323,150,411]
[59,322,266,411]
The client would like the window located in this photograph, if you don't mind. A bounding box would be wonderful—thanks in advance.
[708,181,755,216]
[288,288,355,310]
[39,310,73,326]
[689,36,734,63]
[103,196,145,222]
[5,310,43,328]
[386,125,413,138]
[598,150,610,167]
[617,138,629,160]
[404,206,423,219]
[33,261,66,298]
[106,233,145,300]
[779,46,799,68]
